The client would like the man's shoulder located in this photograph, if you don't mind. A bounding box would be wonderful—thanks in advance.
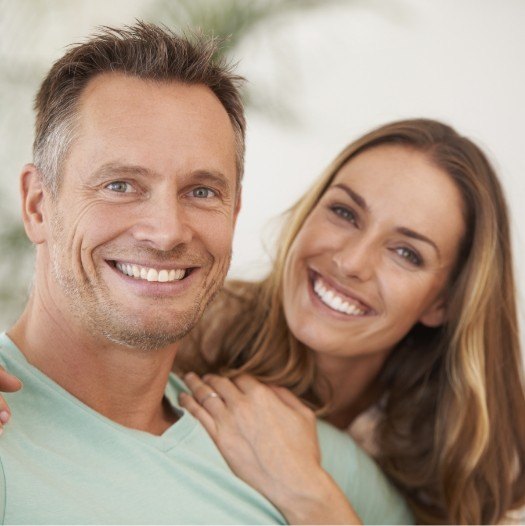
[0,332,16,525]
[316,418,413,525]
[0,332,15,368]
[0,453,5,525]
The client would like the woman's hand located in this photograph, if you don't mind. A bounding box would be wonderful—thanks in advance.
[179,372,361,525]
[0,365,22,434]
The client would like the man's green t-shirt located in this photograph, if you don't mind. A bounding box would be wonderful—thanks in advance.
[0,333,412,524]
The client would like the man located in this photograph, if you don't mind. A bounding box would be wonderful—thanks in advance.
[0,23,411,524]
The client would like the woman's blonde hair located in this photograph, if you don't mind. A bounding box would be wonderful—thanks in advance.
[181,118,525,524]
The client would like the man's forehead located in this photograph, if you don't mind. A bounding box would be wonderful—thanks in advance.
[78,72,222,112]
[74,73,234,146]
[60,73,237,193]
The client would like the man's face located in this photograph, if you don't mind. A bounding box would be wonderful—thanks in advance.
[41,73,239,350]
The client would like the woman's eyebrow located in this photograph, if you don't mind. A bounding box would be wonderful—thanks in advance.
[331,183,370,212]
[397,226,441,259]
[330,183,441,259]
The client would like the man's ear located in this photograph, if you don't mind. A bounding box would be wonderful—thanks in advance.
[232,186,242,228]
[418,294,447,328]
[20,164,47,245]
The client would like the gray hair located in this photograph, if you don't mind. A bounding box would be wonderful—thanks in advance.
[33,22,246,196]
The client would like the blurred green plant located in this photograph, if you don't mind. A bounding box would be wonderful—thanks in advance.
[0,0,344,324]
[146,0,344,118]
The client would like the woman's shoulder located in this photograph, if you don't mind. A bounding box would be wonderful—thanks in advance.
[347,404,382,457]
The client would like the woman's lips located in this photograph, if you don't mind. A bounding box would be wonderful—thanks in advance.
[309,270,374,316]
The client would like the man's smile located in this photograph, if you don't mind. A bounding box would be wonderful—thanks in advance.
[113,261,190,282]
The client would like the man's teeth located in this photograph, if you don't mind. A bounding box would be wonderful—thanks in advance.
[313,278,367,316]
[115,262,186,282]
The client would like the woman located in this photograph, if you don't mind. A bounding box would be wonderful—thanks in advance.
[1,119,524,523]
[175,119,525,524]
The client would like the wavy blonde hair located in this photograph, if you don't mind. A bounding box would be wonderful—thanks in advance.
[180,119,525,524]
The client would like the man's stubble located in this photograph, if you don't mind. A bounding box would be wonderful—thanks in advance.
[47,210,230,352]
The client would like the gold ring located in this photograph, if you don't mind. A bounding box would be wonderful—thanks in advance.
[199,391,221,404]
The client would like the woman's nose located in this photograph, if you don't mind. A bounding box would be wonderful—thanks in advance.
[331,237,376,282]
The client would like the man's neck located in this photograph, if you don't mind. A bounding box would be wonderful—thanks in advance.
[9,293,180,436]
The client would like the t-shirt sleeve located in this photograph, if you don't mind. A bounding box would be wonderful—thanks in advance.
[0,348,7,523]
[317,419,413,525]
[0,454,5,524]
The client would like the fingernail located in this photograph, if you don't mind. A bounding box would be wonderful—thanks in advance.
[0,411,9,425]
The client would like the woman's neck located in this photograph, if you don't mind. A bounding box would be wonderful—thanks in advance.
[315,351,389,429]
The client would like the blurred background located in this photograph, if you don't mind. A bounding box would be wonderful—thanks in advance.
[1,0,524,350]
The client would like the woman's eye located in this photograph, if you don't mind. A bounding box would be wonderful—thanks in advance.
[106,181,133,193]
[330,205,357,225]
[190,187,216,199]
[396,247,422,266]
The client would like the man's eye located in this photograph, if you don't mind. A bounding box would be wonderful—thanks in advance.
[190,187,216,198]
[395,247,423,266]
[106,181,133,193]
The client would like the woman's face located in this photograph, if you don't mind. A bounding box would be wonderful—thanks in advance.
[282,144,466,360]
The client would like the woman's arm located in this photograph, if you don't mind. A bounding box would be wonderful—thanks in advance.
[179,372,362,525]
[0,366,22,433]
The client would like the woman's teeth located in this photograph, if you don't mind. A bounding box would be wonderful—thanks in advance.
[115,262,186,282]
[313,278,367,316]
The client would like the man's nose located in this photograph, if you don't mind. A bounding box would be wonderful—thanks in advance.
[132,195,193,251]
[331,236,376,282]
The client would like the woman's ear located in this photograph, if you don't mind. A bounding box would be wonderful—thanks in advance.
[418,294,447,328]
[20,164,47,245]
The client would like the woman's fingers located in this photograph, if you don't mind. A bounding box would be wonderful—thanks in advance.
[0,396,11,434]
[0,366,22,435]
[184,372,220,404]
[0,367,22,393]
[233,374,266,394]
[183,372,227,417]
[202,374,242,406]
[178,392,218,438]
[270,385,315,417]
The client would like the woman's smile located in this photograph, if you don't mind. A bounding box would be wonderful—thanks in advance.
[282,144,465,359]
[309,269,374,317]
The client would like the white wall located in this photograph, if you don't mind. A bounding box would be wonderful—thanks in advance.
[1,0,523,341]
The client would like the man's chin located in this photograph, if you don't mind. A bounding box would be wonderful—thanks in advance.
[101,329,183,352]
[90,310,197,352]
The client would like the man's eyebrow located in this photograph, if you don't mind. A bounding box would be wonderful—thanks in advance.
[397,227,441,259]
[191,170,232,194]
[331,183,370,212]
[90,164,232,194]
[92,163,159,180]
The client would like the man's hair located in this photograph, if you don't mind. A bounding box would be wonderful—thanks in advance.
[33,21,246,196]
